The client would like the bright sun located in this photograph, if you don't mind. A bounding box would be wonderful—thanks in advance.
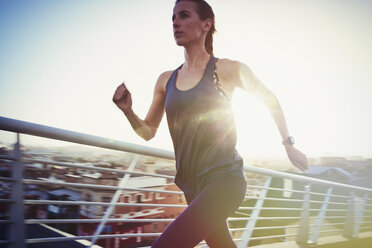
[231,88,284,159]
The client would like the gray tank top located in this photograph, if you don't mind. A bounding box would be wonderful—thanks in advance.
[165,56,244,194]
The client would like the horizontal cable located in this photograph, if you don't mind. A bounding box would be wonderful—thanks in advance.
[26,232,163,244]
[230,225,300,232]
[0,220,11,224]
[0,155,15,161]
[246,185,305,194]
[244,165,372,193]
[315,200,348,206]
[249,233,297,240]
[239,206,303,211]
[232,216,342,220]
[247,187,350,199]
[328,193,354,199]
[198,238,241,245]
[0,176,16,182]
[230,216,301,221]
[359,227,372,230]
[309,192,349,199]
[23,179,183,195]
[27,216,306,225]
[25,200,320,212]
[247,197,348,206]
[319,229,344,234]
[0,240,11,245]
[253,225,300,230]
[23,158,174,179]
[229,227,248,232]
[22,201,351,213]
[323,216,347,219]
[246,196,303,202]
[0,199,13,203]
[26,218,175,224]
[24,200,187,208]
[246,196,348,205]
[322,209,348,212]
[321,222,346,226]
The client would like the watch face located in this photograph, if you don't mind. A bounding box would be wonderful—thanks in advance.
[283,136,295,145]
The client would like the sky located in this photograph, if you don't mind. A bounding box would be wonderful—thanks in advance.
[0,0,372,159]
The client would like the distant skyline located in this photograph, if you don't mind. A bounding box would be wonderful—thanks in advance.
[1,0,372,159]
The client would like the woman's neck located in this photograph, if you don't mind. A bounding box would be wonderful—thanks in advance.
[183,45,210,70]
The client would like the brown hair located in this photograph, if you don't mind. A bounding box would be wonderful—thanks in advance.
[175,0,216,56]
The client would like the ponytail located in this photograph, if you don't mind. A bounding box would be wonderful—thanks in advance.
[205,27,214,56]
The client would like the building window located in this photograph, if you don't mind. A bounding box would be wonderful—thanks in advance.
[153,223,158,232]
[123,195,130,203]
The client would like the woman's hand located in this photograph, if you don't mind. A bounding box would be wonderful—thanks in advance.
[113,82,132,113]
[285,145,308,172]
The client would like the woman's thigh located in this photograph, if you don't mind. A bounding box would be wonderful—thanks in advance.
[151,176,246,248]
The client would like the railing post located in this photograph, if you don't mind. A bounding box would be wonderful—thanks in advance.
[343,192,356,238]
[8,133,26,248]
[296,184,310,244]
[89,154,140,248]
[238,176,272,248]
[354,193,368,236]
[309,187,333,244]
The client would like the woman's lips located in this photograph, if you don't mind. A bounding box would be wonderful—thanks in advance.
[174,31,183,37]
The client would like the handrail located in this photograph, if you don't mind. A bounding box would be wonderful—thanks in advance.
[1,116,371,193]
[0,116,174,160]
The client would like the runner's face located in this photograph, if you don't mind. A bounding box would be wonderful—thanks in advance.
[172,1,207,46]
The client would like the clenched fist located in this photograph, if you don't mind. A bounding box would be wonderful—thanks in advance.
[113,82,132,113]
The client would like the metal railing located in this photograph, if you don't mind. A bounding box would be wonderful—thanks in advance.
[1,116,372,248]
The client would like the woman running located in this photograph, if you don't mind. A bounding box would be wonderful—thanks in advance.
[113,0,308,247]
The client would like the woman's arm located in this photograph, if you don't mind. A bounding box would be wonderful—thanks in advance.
[237,62,291,141]
[218,59,308,171]
[113,71,172,141]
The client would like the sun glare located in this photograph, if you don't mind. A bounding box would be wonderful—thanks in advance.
[231,88,283,158]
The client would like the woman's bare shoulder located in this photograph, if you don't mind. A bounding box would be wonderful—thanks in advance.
[216,57,240,66]
[215,58,244,86]
[155,70,174,93]
[216,58,248,77]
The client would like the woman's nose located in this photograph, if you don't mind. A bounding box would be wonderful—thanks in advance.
[173,17,180,28]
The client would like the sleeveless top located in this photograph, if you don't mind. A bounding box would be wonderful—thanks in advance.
[165,56,244,194]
